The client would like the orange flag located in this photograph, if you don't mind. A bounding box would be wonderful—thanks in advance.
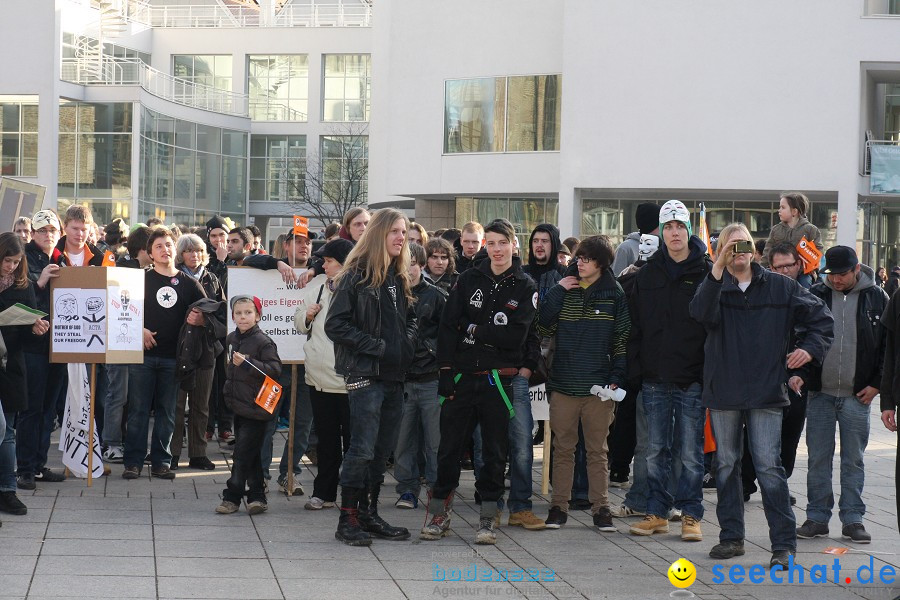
[796,236,822,275]
[703,409,717,454]
[293,215,309,237]
[255,375,283,414]
[699,203,714,259]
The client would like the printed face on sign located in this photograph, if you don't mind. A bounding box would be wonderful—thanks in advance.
[120,290,130,309]
[56,294,79,322]
[156,286,178,309]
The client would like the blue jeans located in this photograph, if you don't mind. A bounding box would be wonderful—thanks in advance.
[643,382,705,519]
[805,392,870,526]
[710,408,796,551]
[626,392,682,512]
[0,411,16,492]
[262,366,312,479]
[394,379,441,495]
[18,353,66,476]
[103,364,129,447]
[507,375,534,513]
[124,356,177,469]
[340,380,404,490]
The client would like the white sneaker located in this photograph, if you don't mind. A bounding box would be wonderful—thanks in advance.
[304,496,335,510]
[667,508,683,522]
[612,504,646,518]
[103,446,125,463]
[277,475,304,497]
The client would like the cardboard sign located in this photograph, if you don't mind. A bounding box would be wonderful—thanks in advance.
[293,215,309,237]
[530,383,549,421]
[227,266,307,363]
[50,267,145,364]
[796,236,822,275]
[255,375,283,414]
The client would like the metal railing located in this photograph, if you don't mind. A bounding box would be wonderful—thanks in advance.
[863,139,900,174]
[61,57,249,117]
[248,100,308,121]
[118,0,371,28]
[862,0,900,17]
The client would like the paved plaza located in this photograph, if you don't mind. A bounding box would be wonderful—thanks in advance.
[0,404,897,600]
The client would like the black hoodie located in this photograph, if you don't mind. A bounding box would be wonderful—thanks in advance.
[522,224,565,285]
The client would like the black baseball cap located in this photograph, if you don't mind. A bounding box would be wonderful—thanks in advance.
[314,238,354,265]
[822,246,858,274]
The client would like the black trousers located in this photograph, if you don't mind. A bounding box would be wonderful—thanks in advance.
[742,389,807,490]
[433,373,510,503]
[224,415,269,504]
[207,353,233,434]
[608,386,638,474]
[309,387,351,502]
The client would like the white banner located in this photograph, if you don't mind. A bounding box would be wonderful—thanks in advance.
[58,363,104,478]
[530,383,549,421]
[51,288,107,353]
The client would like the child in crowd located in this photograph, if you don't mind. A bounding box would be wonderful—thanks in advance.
[765,192,822,285]
[216,295,282,516]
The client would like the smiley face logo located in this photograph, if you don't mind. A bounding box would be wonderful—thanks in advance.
[667,558,696,588]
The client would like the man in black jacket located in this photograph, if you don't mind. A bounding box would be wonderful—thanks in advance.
[421,219,538,546]
[394,243,446,509]
[794,246,887,544]
[878,283,900,534]
[627,201,711,543]
[325,208,418,547]
[690,222,833,570]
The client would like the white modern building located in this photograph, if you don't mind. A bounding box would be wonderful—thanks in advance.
[1,0,900,264]
[370,0,900,266]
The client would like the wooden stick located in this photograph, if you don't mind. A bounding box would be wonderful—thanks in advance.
[87,363,96,488]
[541,419,551,495]
[286,364,298,496]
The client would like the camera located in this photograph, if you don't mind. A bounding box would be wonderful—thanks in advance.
[732,240,754,255]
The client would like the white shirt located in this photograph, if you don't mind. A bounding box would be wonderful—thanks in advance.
[68,250,85,266]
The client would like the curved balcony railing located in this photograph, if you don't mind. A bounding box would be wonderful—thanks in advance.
[61,57,249,117]
[119,0,372,28]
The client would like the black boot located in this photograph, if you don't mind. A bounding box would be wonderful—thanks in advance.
[358,486,410,540]
[335,487,372,547]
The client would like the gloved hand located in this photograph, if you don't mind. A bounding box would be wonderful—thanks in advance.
[439,369,456,398]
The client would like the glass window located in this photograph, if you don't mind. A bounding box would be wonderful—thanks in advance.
[582,200,623,245]
[249,55,309,121]
[322,54,371,122]
[0,96,39,177]
[444,78,506,153]
[194,152,220,210]
[172,55,233,91]
[507,75,561,152]
[249,134,306,202]
[321,135,368,204]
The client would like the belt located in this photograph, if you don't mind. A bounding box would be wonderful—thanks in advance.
[472,368,518,377]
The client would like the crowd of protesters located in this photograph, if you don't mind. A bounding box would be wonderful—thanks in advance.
[1,194,899,572]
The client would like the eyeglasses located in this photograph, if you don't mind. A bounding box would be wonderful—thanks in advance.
[771,262,798,273]
[576,256,594,264]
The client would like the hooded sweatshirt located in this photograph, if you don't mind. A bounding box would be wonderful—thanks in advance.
[612,232,642,276]
[523,224,565,284]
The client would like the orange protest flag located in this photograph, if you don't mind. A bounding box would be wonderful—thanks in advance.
[255,375,283,415]
[796,236,822,275]
[703,409,717,454]
[101,251,117,267]
[293,215,309,237]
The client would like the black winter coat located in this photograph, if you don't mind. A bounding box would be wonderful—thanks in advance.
[325,267,417,379]
[177,299,227,391]
[408,277,447,379]
[0,281,39,412]
[24,240,65,354]
[689,263,834,410]
[627,237,711,385]
[224,325,282,420]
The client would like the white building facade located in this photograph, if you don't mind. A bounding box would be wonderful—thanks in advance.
[370,0,900,266]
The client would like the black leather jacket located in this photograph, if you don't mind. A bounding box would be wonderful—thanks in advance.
[325,267,417,379]
[408,277,447,379]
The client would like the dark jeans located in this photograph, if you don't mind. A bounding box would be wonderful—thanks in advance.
[0,411,16,492]
[310,387,351,501]
[339,380,404,490]
[433,373,511,503]
[18,353,66,476]
[710,408,796,552]
[608,385,638,475]
[394,379,440,495]
[224,415,269,504]
[742,389,807,490]
[261,366,312,479]
[103,364,129,447]
[124,356,177,469]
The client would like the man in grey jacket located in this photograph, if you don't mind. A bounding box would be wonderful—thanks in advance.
[794,246,888,544]
[689,222,833,571]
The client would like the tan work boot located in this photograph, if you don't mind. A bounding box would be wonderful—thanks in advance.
[629,514,669,536]
[681,514,702,541]
[507,510,546,530]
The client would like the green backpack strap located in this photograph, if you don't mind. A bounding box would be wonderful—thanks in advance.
[491,369,516,420]
[438,373,463,405]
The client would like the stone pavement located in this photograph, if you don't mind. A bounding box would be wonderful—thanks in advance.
[0,405,898,600]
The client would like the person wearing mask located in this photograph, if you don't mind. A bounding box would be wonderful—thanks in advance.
[325,208,417,546]
[421,219,537,545]
[689,222,833,570]
[295,238,354,510]
[17,211,66,490]
[626,200,711,542]
[612,203,659,276]
[394,243,446,510]
[795,246,887,544]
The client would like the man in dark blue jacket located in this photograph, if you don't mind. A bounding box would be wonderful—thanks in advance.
[690,222,833,570]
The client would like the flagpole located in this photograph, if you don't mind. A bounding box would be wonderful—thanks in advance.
[87,363,96,487]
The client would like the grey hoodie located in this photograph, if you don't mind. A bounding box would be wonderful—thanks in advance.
[612,232,642,275]
[820,265,876,397]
